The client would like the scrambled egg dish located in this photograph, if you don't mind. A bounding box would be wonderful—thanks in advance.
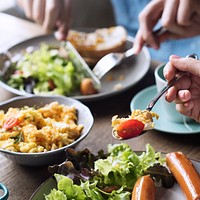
[0,102,83,153]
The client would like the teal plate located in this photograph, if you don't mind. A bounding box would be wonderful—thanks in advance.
[130,85,200,134]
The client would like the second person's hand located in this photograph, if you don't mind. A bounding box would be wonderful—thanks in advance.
[133,0,200,54]
[17,0,72,40]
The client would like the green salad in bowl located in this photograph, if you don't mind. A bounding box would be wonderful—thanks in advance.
[4,42,100,97]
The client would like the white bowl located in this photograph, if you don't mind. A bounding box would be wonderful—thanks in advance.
[0,95,93,166]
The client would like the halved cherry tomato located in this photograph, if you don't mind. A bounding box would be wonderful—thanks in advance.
[116,119,144,139]
[3,117,20,130]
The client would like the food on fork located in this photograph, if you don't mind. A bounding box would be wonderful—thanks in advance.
[67,26,127,65]
[111,109,159,139]
[166,152,200,200]
[131,175,156,200]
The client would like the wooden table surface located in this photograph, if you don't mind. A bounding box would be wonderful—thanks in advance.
[0,13,200,200]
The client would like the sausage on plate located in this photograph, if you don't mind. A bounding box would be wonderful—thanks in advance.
[166,152,200,200]
[131,175,156,200]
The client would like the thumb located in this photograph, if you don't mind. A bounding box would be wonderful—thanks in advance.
[170,56,200,77]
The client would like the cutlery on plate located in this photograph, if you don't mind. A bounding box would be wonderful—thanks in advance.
[92,27,167,80]
[0,28,166,92]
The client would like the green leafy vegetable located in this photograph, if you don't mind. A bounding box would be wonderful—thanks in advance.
[94,143,165,190]
[46,143,174,200]
[45,188,67,200]
[7,44,89,96]
[144,163,175,188]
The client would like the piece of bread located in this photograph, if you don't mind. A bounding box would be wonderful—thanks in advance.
[67,26,127,65]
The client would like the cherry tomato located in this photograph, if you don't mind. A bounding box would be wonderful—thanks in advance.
[3,117,20,130]
[116,119,144,139]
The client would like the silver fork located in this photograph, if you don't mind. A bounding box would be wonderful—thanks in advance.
[146,53,198,111]
[92,48,135,79]
[92,27,167,80]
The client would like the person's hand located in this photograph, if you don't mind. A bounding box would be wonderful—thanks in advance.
[17,0,72,40]
[164,55,200,123]
[133,0,200,54]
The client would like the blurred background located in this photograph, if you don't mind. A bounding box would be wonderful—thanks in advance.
[0,0,116,28]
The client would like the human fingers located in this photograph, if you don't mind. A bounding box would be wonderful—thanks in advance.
[161,0,179,28]
[19,0,33,19]
[170,56,200,77]
[56,0,72,40]
[163,55,181,82]
[167,90,194,119]
[176,0,200,26]
[177,0,192,25]
[175,90,191,104]
[138,0,164,49]
[176,99,200,123]
[32,0,46,25]
[42,0,60,33]
[158,0,200,40]
[165,76,191,102]
[176,100,194,118]
[133,27,167,54]
[165,86,177,103]
[132,30,146,54]
[159,0,193,37]
[158,18,200,40]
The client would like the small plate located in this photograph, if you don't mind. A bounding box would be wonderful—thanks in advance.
[0,34,150,102]
[130,85,200,134]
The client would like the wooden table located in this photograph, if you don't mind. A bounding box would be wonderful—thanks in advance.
[0,13,200,200]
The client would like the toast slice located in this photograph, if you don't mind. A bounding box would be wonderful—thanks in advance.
[67,26,127,64]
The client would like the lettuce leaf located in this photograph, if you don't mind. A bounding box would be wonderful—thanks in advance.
[7,44,89,96]
[94,143,164,190]
[45,188,67,200]
[46,143,172,200]
[46,174,131,200]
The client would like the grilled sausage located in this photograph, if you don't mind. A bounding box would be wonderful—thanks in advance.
[166,152,200,200]
[131,175,156,200]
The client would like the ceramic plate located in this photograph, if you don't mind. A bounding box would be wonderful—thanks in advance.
[2,34,150,102]
[29,155,200,200]
[130,85,200,134]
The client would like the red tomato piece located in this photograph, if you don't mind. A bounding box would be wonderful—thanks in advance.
[3,117,20,130]
[116,119,144,139]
